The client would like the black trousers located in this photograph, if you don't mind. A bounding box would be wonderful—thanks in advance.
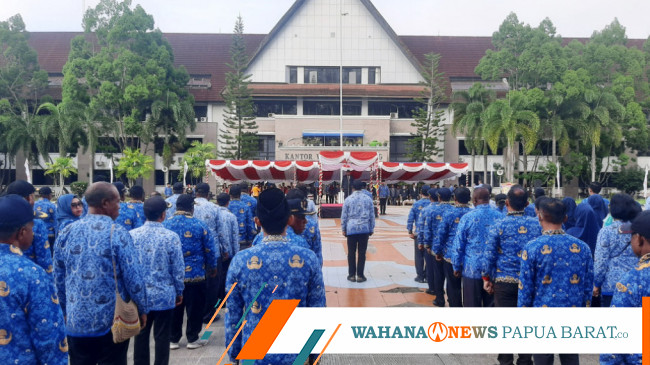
[134,309,174,365]
[533,354,579,365]
[414,238,425,279]
[424,250,435,292]
[204,257,232,322]
[432,258,446,306]
[172,281,206,343]
[68,331,129,365]
[327,194,335,204]
[443,261,462,307]
[494,282,532,365]
[462,277,493,307]
[379,198,387,214]
[347,234,369,277]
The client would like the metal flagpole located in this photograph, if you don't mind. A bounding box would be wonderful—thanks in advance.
[24,159,31,184]
[109,158,114,183]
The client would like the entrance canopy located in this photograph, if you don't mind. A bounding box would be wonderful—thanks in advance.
[207,155,468,184]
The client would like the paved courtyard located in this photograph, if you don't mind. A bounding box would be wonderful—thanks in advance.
[130,205,600,364]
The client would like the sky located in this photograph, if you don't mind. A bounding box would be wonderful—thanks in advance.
[1,0,650,39]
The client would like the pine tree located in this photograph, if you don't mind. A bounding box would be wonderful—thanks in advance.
[407,53,446,162]
[219,16,258,160]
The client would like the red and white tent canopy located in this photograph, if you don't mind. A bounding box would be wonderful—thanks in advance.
[206,155,468,184]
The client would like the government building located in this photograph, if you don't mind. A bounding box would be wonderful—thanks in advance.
[12,0,644,192]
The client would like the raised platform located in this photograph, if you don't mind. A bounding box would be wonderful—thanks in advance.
[320,204,343,218]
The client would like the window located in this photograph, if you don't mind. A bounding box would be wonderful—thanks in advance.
[32,169,78,185]
[343,68,361,84]
[368,100,423,118]
[390,136,415,162]
[288,67,297,83]
[154,137,203,155]
[368,68,377,84]
[458,140,503,155]
[303,99,361,116]
[256,135,275,160]
[304,67,339,84]
[194,105,208,119]
[155,170,182,186]
[253,98,297,117]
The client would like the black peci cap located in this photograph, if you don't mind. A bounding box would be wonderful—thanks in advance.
[6,180,35,197]
[38,187,52,195]
[0,194,34,230]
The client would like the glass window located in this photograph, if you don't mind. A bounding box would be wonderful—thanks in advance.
[304,67,339,84]
[458,140,503,156]
[154,137,203,155]
[368,68,377,84]
[390,136,415,162]
[288,67,297,84]
[303,99,361,116]
[256,135,275,160]
[368,100,424,118]
[343,68,361,84]
[194,106,207,119]
[253,98,297,117]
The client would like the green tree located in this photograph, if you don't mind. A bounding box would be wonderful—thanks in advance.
[45,157,78,192]
[0,14,51,166]
[451,83,494,185]
[483,90,541,182]
[219,16,258,160]
[63,0,195,153]
[115,147,154,186]
[612,167,644,195]
[180,141,216,182]
[37,101,89,157]
[407,53,446,162]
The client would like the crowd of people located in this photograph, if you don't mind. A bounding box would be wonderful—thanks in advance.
[1,175,649,365]
[407,181,649,365]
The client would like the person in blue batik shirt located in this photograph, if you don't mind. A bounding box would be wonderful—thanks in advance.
[407,186,431,283]
[600,211,650,365]
[56,194,85,232]
[228,184,256,250]
[482,186,541,365]
[112,182,142,231]
[165,182,184,218]
[0,195,68,365]
[131,196,184,365]
[54,182,149,364]
[225,188,326,365]
[287,189,323,266]
[518,198,593,365]
[6,180,53,275]
[163,194,218,350]
[432,187,472,308]
[341,180,375,283]
[128,185,147,227]
[451,187,502,307]
[593,194,641,308]
[524,187,545,217]
[239,182,258,219]
[494,193,507,215]
[34,186,57,247]
[378,180,389,215]
[423,188,454,307]
[164,183,173,198]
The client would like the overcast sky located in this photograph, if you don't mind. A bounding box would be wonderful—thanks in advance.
[1,0,650,39]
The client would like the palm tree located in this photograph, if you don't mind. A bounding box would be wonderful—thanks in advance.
[181,141,216,183]
[451,83,494,186]
[115,148,155,187]
[37,101,87,158]
[45,157,78,194]
[0,99,52,164]
[483,90,541,182]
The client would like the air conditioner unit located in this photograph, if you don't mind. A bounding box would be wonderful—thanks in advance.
[95,161,106,167]
[390,112,399,119]
[199,117,207,122]
[268,113,275,118]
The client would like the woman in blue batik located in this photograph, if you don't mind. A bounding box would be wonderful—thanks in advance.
[593,194,642,308]
[567,203,600,256]
[562,197,577,230]
[56,194,85,232]
[587,194,608,226]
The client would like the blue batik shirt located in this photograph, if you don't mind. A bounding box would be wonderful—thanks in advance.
[164,213,218,282]
[225,235,326,364]
[518,232,593,307]
[600,253,650,365]
[130,221,185,311]
[228,199,256,242]
[423,203,454,248]
[450,204,504,279]
[34,198,57,237]
[407,198,430,234]
[594,221,637,296]
[432,205,472,261]
[129,201,146,227]
[193,197,223,252]
[301,219,323,266]
[53,214,149,337]
[115,201,142,231]
[165,194,180,217]
[378,185,389,198]
[483,213,542,283]
[241,193,257,218]
[341,191,375,236]
[23,218,53,275]
[217,206,239,259]
[524,203,536,217]
[417,202,437,246]
[0,244,68,365]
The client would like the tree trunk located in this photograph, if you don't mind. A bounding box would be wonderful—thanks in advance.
[470,148,476,187]
[522,142,528,188]
[591,143,596,183]
[552,132,557,164]
[482,141,488,186]
[89,139,94,183]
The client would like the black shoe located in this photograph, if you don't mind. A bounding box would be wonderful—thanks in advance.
[414,277,425,283]
[433,301,445,307]
[356,276,367,283]
[347,275,356,282]
[425,289,435,295]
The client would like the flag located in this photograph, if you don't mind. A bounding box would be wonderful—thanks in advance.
[108,159,114,183]
[24,159,31,184]
[183,160,189,186]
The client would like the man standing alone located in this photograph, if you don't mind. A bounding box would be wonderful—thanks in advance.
[341,180,375,283]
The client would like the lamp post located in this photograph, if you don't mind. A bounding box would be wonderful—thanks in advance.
[338,0,348,203]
